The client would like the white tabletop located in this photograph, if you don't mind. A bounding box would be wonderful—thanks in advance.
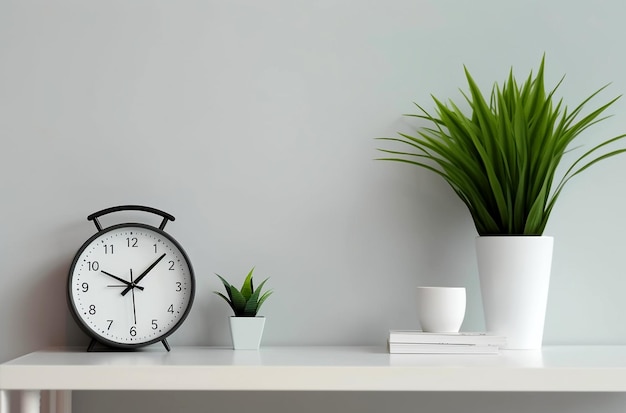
[2,345,626,392]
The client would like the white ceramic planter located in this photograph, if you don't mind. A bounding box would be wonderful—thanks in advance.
[476,236,553,350]
[229,317,266,350]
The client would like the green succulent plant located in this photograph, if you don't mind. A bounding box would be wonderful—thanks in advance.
[214,268,273,317]
[377,56,626,235]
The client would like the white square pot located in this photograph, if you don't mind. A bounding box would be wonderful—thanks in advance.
[229,317,266,350]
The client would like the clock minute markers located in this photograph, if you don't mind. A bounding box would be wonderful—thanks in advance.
[121,253,167,296]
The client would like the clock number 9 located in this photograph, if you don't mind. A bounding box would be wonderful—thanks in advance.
[81,282,89,292]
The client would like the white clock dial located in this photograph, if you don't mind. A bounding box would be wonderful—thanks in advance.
[68,224,194,348]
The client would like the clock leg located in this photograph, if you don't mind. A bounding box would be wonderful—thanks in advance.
[19,390,39,413]
[87,339,98,352]
[161,338,171,352]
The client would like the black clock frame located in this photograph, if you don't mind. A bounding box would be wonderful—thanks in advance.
[67,205,195,352]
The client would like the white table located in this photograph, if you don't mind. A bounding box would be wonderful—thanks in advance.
[2,345,626,413]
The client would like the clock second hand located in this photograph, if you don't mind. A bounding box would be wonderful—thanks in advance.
[130,269,137,325]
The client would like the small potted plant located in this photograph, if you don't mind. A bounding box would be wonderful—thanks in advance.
[214,267,273,349]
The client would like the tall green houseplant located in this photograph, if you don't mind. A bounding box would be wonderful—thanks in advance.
[378,57,626,235]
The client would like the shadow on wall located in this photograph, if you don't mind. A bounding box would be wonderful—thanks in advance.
[19,258,81,351]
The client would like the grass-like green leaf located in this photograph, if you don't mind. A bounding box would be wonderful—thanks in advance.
[243,278,271,316]
[240,267,255,300]
[213,291,237,314]
[228,285,247,315]
[215,274,234,302]
[377,56,626,235]
[256,290,273,314]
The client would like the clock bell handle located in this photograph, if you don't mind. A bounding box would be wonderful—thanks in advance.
[87,205,176,232]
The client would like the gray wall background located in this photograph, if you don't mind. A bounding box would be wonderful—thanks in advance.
[2,1,626,412]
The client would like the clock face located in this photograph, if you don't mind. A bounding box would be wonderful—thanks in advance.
[68,223,195,348]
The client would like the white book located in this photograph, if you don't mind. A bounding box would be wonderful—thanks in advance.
[389,330,506,347]
[388,342,500,355]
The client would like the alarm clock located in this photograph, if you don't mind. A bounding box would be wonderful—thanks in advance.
[67,205,195,351]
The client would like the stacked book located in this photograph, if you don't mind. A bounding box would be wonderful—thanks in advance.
[388,330,506,354]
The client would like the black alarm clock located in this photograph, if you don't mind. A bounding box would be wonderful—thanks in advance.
[67,205,195,351]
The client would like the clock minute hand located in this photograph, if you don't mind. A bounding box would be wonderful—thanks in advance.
[101,270,145,291]
[121,253,166,296]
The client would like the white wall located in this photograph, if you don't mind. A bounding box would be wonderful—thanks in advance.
[2,0,626,412]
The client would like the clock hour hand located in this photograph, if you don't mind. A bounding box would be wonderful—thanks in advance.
[121,253,166,296]
[101,270,145,291]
